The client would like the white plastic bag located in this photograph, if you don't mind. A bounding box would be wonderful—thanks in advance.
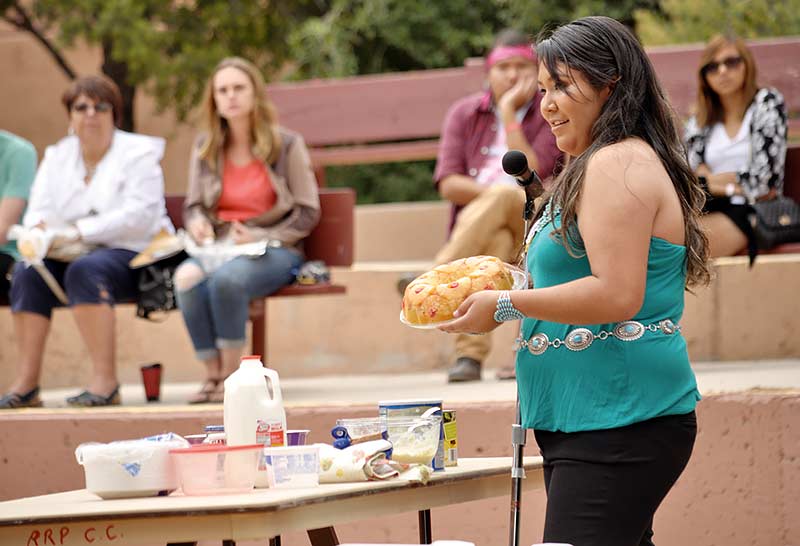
[179,230,267,273]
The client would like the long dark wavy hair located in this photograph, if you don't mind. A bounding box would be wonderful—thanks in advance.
[535,16,710,288]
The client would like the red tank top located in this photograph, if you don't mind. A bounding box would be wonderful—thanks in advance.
[217,158,276,222]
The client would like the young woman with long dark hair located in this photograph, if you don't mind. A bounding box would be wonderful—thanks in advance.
[441,16,709,545]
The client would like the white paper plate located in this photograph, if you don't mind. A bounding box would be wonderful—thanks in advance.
[400,267,528,329]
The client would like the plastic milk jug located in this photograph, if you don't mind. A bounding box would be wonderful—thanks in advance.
[224,356,286,488]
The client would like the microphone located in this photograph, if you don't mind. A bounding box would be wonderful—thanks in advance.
[502,150,542,221]
[502,150,542,188]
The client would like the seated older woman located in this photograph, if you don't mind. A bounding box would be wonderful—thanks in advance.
[0,75,173,409]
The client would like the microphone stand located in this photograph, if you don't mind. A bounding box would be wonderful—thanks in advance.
[509,177,539,546]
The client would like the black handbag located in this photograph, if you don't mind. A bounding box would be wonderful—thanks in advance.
[135,250,188,321]
[752,195,800,250]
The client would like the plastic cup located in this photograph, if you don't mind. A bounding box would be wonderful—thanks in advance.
[286,429,310,446]
[140,363,162,402]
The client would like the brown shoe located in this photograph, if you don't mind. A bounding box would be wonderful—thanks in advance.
[447,357,482,382]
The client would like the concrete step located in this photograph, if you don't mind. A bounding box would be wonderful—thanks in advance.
[29,358,800,409]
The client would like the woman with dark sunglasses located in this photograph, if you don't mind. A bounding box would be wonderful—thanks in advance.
[0,75,173,409]
[685,35,787,260]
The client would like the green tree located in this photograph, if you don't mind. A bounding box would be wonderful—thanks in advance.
[635,0,800,44]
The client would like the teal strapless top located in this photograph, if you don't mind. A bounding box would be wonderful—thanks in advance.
[517,214,700,432]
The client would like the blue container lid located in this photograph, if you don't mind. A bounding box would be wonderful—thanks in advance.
[204,424,225,432]
[378,399,442,409]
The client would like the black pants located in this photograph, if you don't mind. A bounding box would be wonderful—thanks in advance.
[534,411,697,546]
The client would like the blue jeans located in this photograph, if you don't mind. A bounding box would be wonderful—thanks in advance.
[176,248,303,359]
[10,248,139,318]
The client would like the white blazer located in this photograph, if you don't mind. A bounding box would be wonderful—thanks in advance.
[23,130,173,252]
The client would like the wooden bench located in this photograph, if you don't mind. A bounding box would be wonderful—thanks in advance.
[165,187,355,360]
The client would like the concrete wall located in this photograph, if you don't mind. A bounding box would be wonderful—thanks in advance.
[1,392,798,546]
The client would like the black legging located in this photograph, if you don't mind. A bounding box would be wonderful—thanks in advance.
[534,411,697,546]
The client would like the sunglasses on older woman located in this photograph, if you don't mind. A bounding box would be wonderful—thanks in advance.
[702,56,743,76]
[71,101,113,114]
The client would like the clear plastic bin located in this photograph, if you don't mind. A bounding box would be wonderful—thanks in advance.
[170,444,261,495]
[263,445,320,488]
[335,417,386,440]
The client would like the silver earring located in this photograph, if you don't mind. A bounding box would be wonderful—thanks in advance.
[68,126,75,136]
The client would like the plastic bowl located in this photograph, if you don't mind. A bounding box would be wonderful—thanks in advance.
[170,444,261,495]
[75,434,188,499]
[385,415,441,465]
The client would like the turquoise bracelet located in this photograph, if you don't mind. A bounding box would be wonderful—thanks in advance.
[493,290,525,323]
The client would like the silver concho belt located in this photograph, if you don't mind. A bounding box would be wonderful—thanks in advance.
[514,319,680,356]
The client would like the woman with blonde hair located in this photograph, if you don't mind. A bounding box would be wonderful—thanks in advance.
[685,35,787,260]
[177,57,320,403]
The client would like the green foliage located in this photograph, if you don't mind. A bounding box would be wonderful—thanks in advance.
[635,0,800,45]
[326,161,440,204]
[286,0,661,81]
[497,0,660,38]
[286,0,503,79]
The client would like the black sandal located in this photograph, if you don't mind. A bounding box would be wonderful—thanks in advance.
[66,386,121,407]
[0,387,43,409]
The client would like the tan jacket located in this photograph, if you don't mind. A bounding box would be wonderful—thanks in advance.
[184,128,321,249]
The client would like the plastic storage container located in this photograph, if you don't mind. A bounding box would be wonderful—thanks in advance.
[75,433,189,499]
[170,444,262,495]
[262,445,320,488]
[224,356,286,487]
[335,417,385,437]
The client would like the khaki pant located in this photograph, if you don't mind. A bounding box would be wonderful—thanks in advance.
[435,184,526,362]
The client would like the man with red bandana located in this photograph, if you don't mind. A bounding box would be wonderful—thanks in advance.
[433,29,562,382]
